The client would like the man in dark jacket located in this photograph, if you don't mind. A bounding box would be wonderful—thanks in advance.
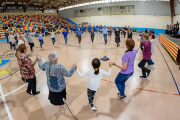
[4,31,9,43]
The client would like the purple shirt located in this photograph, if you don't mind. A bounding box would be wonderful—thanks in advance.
[141,40,151,60]
[120,49,138,74]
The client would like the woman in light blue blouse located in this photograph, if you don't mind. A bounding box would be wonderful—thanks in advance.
[38,51,77,113]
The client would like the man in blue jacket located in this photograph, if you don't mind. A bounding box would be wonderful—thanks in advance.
[74,28,83,44]
[99,26,110,45]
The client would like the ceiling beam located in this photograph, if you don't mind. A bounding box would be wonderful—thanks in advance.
[170,0,174,24]
[43,1,51,9]
[4,0,7,8]
[26,0,33,8]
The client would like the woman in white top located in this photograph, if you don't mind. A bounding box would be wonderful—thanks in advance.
[47,29,59,46]
[8,33,16,52]
[147,34,155,67]
[76,58,113,111]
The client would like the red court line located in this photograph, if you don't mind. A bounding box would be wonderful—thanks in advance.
[65,66,179,96]
[101,79,180,97]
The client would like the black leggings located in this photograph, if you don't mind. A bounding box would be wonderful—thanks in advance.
[29,43,34,51]
[138,59,151,77]
[26,77,37,94]
[87,88,96,107]
[91,36,94,43]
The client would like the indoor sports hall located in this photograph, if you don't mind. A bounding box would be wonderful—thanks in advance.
[0,0,180,120]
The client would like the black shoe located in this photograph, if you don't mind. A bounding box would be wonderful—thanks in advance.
[147,70,152,78]
[140,76,147,79]
[26,90,32,95]
[117,93,122,97]
[119,95,127,101]
[33,91,40,96]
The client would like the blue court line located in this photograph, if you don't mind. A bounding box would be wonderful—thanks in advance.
[0,60,10,67]
[155,40,180,95]
[0,69,20,81]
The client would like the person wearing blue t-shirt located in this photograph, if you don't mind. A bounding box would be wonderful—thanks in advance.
[88,25,92,33]
[74,28,83,44]
[90,28,95,43]
[98,26,110,45]
[76,26,79,31]
[61,29,71,45]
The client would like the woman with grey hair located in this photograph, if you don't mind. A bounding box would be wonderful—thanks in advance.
[38,51,77,113]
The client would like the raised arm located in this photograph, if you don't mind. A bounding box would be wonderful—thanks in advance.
[102,68,112,76]
[76,69,89,78]
[38,58,46,71]
[42,31,46,35]
[60,65,76,77]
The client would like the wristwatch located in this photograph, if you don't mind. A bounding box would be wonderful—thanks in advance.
[114,63,115,65]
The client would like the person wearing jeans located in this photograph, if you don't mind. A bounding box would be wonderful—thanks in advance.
[39,40,44,48]
[99,26,110,45]
[25,31,35,52]
[47,29,59,46]
[113,38,140,101]
[61,29,70,45]
[36,31,45,49]
[138,35,152,79]
[90,28,95,43]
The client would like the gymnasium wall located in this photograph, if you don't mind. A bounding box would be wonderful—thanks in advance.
[60,1,170,30]
[68,15,170,29]
[174,0,180,15]
[0,13,59,17]
[59,1,170,18]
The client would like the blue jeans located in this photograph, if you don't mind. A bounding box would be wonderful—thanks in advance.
[148,59,154,65]
[51,38,56,45]
[39,39,44,48]
[9,42,12,49]
[64,36,68,44]
[103,34,107,44]
[115,72,134,96]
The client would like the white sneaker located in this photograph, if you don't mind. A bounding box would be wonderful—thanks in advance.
[66,44,67,45]
[53,45,55,46]
[91,107,98,111]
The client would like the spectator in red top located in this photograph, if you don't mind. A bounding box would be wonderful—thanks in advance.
[17,44,40,96]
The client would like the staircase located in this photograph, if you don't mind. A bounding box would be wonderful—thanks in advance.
[0,25,6,41]
[59,17,75,26]
[65,18,78,26]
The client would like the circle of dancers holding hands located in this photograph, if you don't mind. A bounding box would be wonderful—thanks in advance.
[5,25,138,54]
[15,28,155,113]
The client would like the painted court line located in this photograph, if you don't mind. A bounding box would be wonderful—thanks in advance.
[0,83,13,120]
[0,58,45,99]
[0,58,45,120]
[155,39,180,95]
[101,79,180,96]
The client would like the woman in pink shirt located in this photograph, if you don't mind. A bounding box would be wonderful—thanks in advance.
[138,35,152,79]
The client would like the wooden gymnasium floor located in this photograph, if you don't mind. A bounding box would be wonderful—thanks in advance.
[0,32,180,120]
